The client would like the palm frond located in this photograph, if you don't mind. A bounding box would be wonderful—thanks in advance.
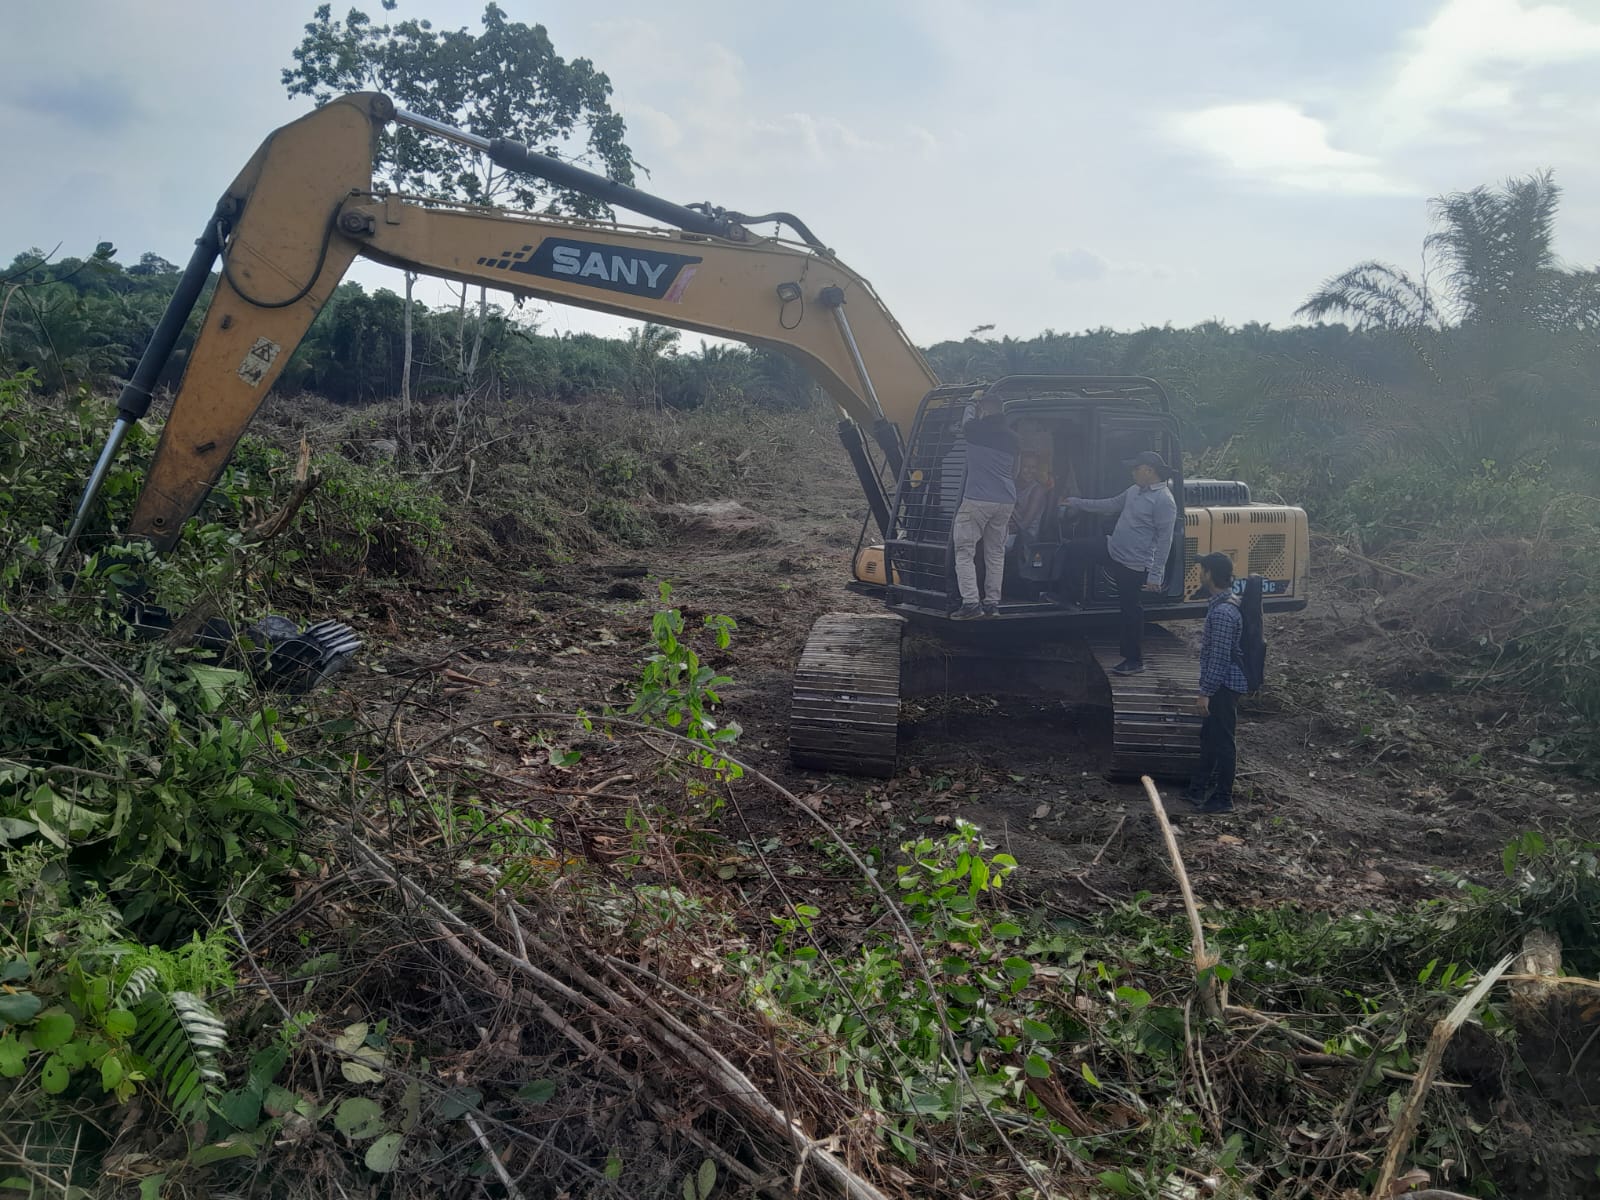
[1295,261,1438,330]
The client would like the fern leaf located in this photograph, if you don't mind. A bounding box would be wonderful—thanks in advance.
[116,964,161,1009]
[130,989,228,1122]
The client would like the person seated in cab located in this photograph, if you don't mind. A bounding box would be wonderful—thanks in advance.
[1008,453,1051,547]
[1048,450,1177,675]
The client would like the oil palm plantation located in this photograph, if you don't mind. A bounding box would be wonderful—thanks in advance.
[1282,171,1599,479]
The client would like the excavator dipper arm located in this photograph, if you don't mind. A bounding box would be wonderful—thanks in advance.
[92,92,936,551]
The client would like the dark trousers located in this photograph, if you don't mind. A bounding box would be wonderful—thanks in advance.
[1189,687,1239,803]
[1056,538,1147,661]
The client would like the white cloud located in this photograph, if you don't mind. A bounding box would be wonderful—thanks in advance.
[1384,0,1600,141]
[1168,102,1403,195]
[1051,248,1109,282]
[593,17,881,174]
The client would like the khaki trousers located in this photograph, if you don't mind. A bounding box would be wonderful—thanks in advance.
[952,498,1013,605]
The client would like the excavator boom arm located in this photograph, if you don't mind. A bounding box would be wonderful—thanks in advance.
[96,93,936,550]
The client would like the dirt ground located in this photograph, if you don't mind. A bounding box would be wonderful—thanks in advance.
[339,446,1594,925]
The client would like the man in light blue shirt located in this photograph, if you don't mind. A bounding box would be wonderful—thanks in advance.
[1050,450,1178,674]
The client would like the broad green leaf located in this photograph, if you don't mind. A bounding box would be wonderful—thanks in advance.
[365,1133,403,1173]
[516,1079,557,1104]
[1003,956,1033,982]
[0,960,30,983]
[399,1080,421,1133]
[439,1087,482,1120]
[0,992,42,1024]
[189,1141,257,1167]
[262,1085,302,1116]
[334,1022,369,1053]
[104,1009,137,1039]
[990,921,1024,938]
[101,1054,125,1091]
[31,1010,75,1051]
[1025,1053,1051,1079]
[341,1059,383,1085]
[1098,1170,1135,1196]
[0,1035,25,1077]
[335,1097,387,1140]
[697,1159,716,1199]
[40,1054,70,1094]
[1081,1062,1101,1088]
[216,1088,263,1132]
[0,817,37,843]
[187,664,246,712]
[1114,986,1152,1009]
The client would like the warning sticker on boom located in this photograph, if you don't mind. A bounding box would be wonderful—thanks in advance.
[237,337,282,387]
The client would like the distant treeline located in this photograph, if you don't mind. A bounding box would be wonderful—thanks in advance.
[0,245,817,411]
[6,167,1600,514]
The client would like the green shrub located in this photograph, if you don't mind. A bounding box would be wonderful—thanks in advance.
[1324,459,1557,550]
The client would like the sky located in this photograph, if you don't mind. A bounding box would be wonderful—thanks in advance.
[5,0,1600,346]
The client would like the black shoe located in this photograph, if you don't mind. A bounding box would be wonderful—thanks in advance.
[951,603,983,620]
[1196,796,1233,814]
[1111,658,1145,675]
[981,603,1000,619]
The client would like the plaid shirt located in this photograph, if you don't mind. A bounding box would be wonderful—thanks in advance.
[1198,591,1249,696]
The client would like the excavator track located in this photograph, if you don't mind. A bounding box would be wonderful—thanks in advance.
[1091,625,1203,780]
[789,613,904,778]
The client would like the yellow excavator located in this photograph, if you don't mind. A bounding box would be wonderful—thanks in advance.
[67,93,1309,781]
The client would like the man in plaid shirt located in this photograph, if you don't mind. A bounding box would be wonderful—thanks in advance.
[1185,552,1249,814]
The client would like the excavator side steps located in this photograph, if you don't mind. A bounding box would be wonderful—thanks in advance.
[789,613,904,778]
[1090,625,1203,780]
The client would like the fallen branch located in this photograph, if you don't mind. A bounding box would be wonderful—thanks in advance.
[349,834,886,1200]
[1332,543,1428,583]
[1090,812,1128,866]
[463,1114,525,1200]
[1369,953,1516,1200]
[1141,776,1223,1019]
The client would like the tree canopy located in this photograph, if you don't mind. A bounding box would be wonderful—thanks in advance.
[283,2,635,215]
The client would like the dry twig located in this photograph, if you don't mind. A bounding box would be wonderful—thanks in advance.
[1141,776,1223,1019]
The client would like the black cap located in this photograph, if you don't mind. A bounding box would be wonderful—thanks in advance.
[1197,551,1234,585]
[1123,450,1172,477]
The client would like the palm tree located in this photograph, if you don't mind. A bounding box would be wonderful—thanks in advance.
[1279,171,1600,478]
[625,323,681,412]
[1297,170,1565,332]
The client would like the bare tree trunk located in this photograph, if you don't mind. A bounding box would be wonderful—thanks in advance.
[466,285,487,382]
[455,283,469,375]
[401,270,416,452]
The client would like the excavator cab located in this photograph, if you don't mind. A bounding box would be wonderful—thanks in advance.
[878,376,1187,619]
[808,375,1309,780]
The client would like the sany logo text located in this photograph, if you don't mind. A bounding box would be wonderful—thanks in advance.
[477,238,702,302]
